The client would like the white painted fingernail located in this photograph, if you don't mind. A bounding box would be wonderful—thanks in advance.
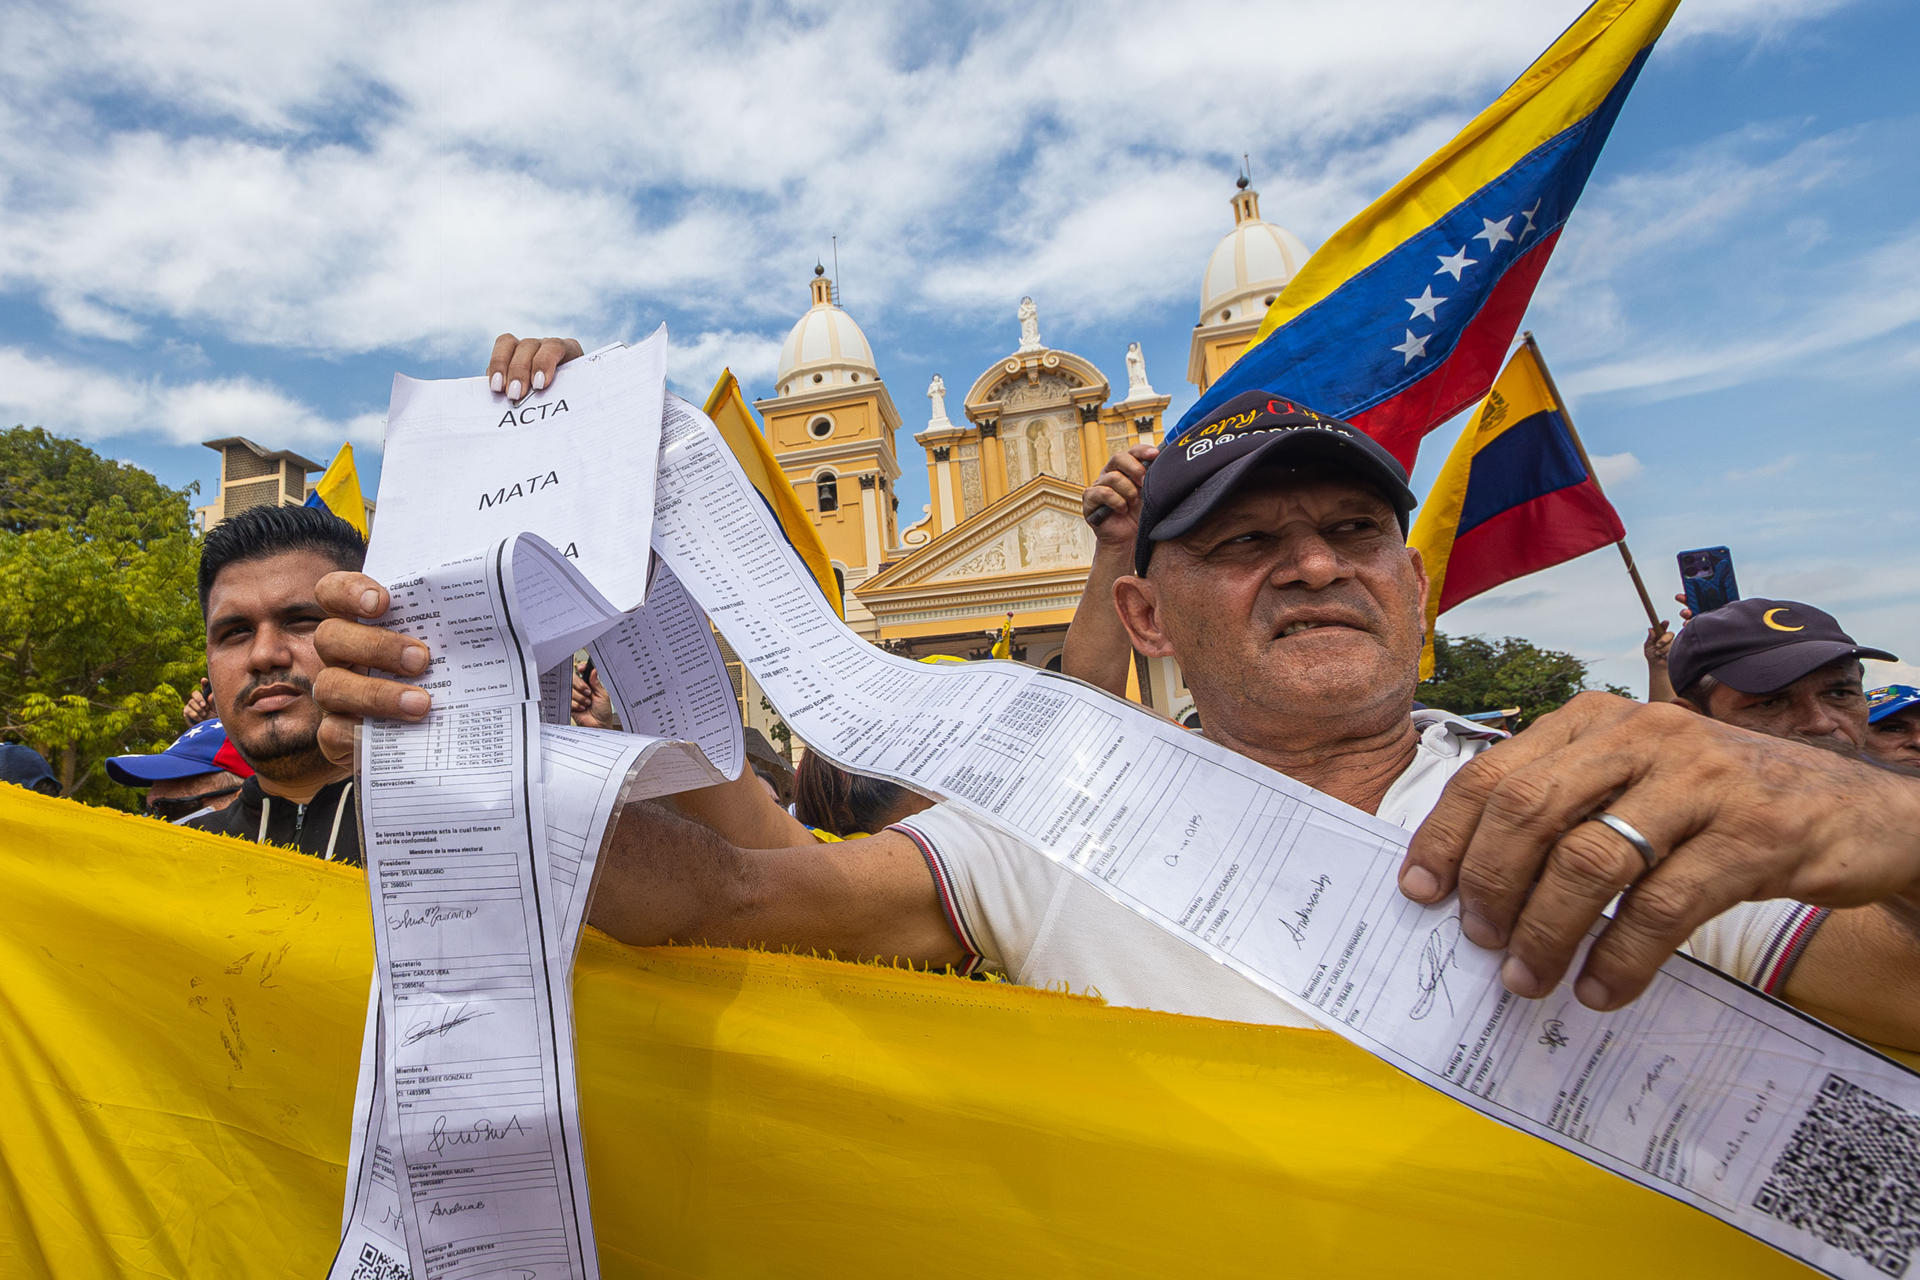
[490,372,504,393]
[506,379,522,401]
[531,370,546,391]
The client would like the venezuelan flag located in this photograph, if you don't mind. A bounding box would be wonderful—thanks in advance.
[1171,0,1677,469]
[1411,340,1624,677]
[990,613,1014,660]
[303,442,368,537]
[705,369,845,618]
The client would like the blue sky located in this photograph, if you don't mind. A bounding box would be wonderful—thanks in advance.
[2,0,1915,695]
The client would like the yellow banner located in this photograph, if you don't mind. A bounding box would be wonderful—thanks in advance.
[0,788,1804,1278]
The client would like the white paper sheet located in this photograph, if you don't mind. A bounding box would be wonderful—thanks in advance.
[646,392,1920,1280]
[331,338,734,1280]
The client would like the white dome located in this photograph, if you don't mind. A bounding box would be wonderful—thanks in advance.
[774,270,880,395]
[1199,185,1310,327]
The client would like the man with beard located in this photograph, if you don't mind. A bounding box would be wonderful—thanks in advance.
[184,504,369,864]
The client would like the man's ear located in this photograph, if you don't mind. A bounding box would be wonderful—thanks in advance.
[1112,574,1176,659]
[1406,544,1431,620]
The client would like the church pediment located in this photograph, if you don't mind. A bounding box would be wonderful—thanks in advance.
[859,476,1095,595]
[961,348,1109,416]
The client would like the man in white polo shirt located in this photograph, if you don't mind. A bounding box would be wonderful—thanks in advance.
[309,370,1920,1047]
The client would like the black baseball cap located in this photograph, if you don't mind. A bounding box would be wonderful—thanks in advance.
[1667,598,1896,696]
[1135,391,1417,575]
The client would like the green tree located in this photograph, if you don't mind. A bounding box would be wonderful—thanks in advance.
[1416,631,1632,731]
[0,426,205,807]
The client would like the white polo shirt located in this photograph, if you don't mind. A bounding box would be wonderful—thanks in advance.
[892,710,1827,1025]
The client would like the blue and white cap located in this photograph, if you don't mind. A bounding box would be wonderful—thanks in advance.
[105,719,233,786]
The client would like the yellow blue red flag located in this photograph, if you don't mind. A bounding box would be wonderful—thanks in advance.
[1171,0,1678,470]
[705,369,844,618]
[303,442,368,537]
[1411,339,1624,677]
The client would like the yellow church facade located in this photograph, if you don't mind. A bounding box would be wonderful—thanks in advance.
[739,178,1310,740]
[187,178,1311,748]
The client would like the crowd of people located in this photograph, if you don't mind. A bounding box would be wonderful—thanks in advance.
[12,335,1920,1055]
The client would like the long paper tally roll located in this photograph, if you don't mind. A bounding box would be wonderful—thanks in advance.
[0,787,1810,1278]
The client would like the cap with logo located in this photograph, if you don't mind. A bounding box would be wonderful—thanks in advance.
[1869,685,1920,725]
[104,718,254,787]
[1134,391,1417,575]
[1666,598,1897,696]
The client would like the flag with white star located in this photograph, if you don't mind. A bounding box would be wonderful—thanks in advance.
[1170,0,1679,470]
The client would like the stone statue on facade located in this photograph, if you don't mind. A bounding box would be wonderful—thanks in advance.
[1028,421,1053,478]
[1125,341,1155,400]
[1017,296,1042,352]
[927,373,950,426]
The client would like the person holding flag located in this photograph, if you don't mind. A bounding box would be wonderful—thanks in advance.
[989,613,1015,661]
[1167,0,1679,472]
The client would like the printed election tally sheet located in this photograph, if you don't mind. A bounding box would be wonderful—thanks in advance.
[647,392,1920,1280]
[332,343,737,1280]
[332,338,1917,1280]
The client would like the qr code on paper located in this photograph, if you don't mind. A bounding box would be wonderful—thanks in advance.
[1752,1073,1920,1277]
[351,1242,411,1280]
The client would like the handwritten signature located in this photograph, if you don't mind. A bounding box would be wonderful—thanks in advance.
[1625,1054,1678,1127]
[1278,874,1333,948]
[402,1001,493,1047]
[388,903,482,930]
[427,1112,526,1156]
[1537,1005,1570,1053]
[1410,918,1462,1021]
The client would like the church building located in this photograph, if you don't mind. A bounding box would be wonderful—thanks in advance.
[188,177,1311,747]
[737,176,1310,739]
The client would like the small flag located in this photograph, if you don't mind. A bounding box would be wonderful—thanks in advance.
[1171,0,1678,470]
[990,613,1014,661]
[303,443,368,538]
[1411,341,1625,678]
[705,370,844,618]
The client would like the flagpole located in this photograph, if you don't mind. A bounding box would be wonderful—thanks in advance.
[1521,332,1662,628]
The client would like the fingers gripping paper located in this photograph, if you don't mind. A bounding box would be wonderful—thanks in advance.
[646,391,1920,1280]
[334,344,741,1279]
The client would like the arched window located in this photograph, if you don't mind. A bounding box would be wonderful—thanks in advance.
[815,471,839,513]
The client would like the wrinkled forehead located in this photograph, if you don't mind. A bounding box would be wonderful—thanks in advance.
[1185,461,1405,537]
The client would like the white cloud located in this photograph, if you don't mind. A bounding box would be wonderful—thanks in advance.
[661,328,784,401]
[1866,659,1920,690]
[0,0,1856,374]
[1562,224,1920,402]
[1723,453,1800,485]
[1590,450,1642,488]
[0,347,380,452]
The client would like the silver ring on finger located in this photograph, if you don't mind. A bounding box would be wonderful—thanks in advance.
[1591,811,1659,874]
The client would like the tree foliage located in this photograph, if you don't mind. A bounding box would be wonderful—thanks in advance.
[1416,631,1632,731]
[0,426,204,807]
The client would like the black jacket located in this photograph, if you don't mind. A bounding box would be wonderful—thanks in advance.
[184,774,361,866]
